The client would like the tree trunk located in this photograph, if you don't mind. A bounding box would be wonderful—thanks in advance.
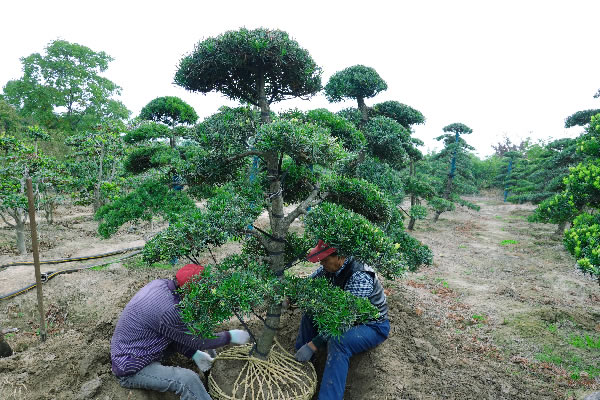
[257,72,271,124]
[433,211,442,223]
[408,217,416,231]
[555,220,567,236]
[357,96,368,128]
[254,152,285,359]
[15,211,26,254]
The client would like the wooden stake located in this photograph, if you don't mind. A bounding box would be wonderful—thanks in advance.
[26,177,46,342]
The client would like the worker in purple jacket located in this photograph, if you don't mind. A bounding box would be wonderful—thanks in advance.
[110,264,250,400]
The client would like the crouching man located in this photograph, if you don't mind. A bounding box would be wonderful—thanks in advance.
[110,264,250,400]
[294,240,390,400]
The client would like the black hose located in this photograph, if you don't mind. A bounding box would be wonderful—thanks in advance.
[0,246,144,270]
[0,250,142,301]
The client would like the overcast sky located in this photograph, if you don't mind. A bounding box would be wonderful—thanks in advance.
[2,0,599,157]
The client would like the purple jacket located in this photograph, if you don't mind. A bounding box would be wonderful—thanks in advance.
[110,279,231,377]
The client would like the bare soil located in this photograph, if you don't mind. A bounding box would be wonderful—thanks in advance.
[1,191,599,400]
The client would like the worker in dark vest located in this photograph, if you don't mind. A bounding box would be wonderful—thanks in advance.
[294,240,390,400]
[111,264,251,400]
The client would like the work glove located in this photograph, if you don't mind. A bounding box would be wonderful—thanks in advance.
[229,329,251,344]
[295,343,315,362]
[192,350,214,372]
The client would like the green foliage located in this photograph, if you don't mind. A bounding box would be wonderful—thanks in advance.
[0,99,22,135]
[363,116,411,168]
[529,192,578,225]
[355,156,405,203]
[564,109,600,128]
[382,209,433,269]
[185,106,260,186]
[409,204,428,220]
[443,122,473,135]
[372,101,425,129]
[64,122,127,210]
[95,179,197,238]
[123,121,171,144]
[323,176,393,224]
[564,213,600,279]
[281,108,366,152]
[242,231,313,267]
[507,139,582,204]
[175,28,322,106]
[142,181,264,264]
[254,118,347,165]
[336,107,362,128]
[428,197,455,213]
[178,255,276,338]
[324,65,387,102]
[305,202,407,278]
[284,275,380,338]
[500,239,519,246]
[140,96,198,126]
[2,39,130,132]
[123,144,179,174]
[277,157,317,204]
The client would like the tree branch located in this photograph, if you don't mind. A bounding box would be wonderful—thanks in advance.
[0,212,15,228]
[282,182,321,230]
[225,150,266,163]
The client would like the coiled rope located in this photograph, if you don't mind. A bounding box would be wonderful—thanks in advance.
[209,339,316,400]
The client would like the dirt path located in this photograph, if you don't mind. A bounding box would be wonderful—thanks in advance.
[0,193,599,399]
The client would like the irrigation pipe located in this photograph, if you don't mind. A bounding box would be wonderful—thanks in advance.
[0,246,144,270]
[0,250,142,301]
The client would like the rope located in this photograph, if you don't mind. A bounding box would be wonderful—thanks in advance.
[0,250,142,301]
[0,246,144,270]
[208,339,316,400]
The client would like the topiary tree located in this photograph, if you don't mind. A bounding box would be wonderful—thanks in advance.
[428,123,479,222]
[548,114,600,281]
[139,96,198,148]
[98,28,419,399]
[565,109,600,129]
[324,65,387,127]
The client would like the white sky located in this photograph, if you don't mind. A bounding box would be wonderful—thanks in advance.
[2,0,599,157]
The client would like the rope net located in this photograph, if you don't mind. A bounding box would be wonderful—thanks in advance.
[208,339,317,400]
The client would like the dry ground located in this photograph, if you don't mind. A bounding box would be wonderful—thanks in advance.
[1,191,600,399]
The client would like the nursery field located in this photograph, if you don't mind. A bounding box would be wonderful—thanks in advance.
[1,191,599,400]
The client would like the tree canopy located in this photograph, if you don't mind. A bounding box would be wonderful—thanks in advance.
[175,28,322,121]
[2,39,130,132]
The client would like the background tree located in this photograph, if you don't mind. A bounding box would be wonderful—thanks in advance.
[2,39,130,133]
[0,134,57,253]
[65,122,127,212]
[427,123,479,222]
[324,65,387,127]
[139,96,198,148]
[542,114,600,281]
[0,99,22,135]
[565,109,600,128]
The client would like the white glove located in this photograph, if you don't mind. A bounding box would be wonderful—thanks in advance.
[229,329,251,344]
[192,350,214,372]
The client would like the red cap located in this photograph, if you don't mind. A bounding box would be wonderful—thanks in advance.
[306,240,337,263]
[176,264,205,287]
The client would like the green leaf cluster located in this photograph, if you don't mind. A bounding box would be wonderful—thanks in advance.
[175,28,322,106]
[305,202,407,278]
[324,65,387,102]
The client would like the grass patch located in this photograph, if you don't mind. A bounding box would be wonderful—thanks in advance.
[500,239,519,246]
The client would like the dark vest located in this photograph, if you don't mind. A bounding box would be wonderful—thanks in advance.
[321,257,388,322]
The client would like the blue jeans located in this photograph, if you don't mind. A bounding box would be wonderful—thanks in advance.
[295,314,390,400]
[118,362,211,400]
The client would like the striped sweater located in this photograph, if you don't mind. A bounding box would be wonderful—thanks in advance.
[110,279,231,377]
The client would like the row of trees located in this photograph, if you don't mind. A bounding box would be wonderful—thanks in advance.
[0,30,485,363]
